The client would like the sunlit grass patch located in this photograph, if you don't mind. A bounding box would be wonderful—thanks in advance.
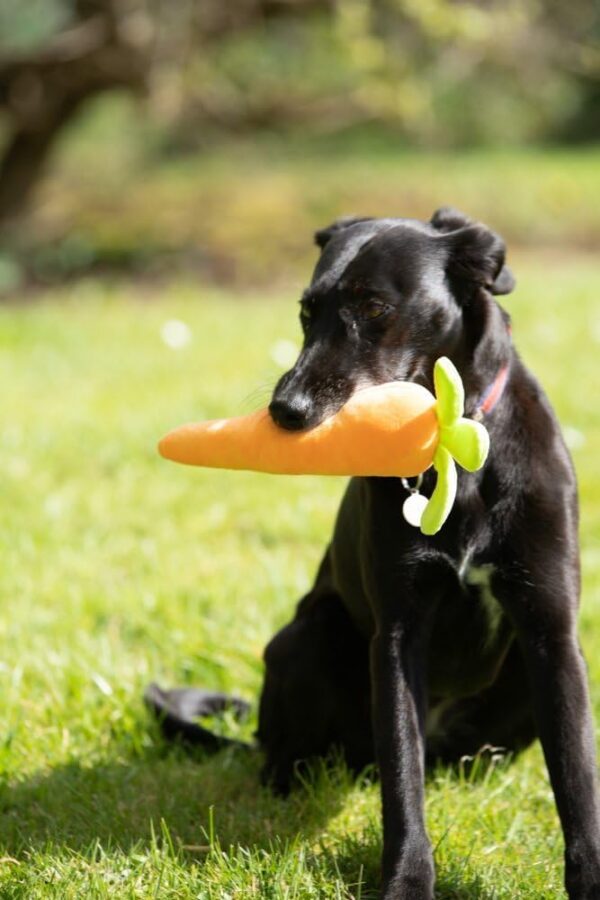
[0,252,598,897]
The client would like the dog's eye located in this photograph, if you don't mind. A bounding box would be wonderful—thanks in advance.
[360,300,389,321]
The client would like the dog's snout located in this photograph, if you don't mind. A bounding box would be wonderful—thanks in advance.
[269,395,313,431]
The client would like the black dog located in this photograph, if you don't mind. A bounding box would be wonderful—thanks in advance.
[148,208,600,899]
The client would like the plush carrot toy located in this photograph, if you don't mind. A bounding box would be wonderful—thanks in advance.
[159,357,489,535]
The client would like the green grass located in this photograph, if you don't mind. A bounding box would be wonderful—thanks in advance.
[0,251,599,898]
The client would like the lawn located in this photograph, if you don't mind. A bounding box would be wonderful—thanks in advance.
[0,251,599,898]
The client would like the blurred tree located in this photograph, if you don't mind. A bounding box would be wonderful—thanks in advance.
[173,0,598,146]
[0,0,150,226]
[0,0,597,228]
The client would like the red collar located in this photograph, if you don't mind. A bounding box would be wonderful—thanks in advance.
[476,363,509,418]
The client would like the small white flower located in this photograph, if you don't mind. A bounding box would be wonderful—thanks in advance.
[44,493,66,519]
[563,426,586,450]
[160,319,192,349]
[270,338,298,369]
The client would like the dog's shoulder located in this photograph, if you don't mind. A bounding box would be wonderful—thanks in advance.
[477,352,578,553]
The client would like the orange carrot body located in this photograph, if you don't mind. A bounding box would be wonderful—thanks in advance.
[158,381,439,478]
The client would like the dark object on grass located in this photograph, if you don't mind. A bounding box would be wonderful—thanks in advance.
[144,683,251,752]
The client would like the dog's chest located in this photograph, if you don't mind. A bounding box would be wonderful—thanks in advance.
[457,552,504,642]
[426,547,510,698]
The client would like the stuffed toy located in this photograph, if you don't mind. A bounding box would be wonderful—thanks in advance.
[159,357,488,535]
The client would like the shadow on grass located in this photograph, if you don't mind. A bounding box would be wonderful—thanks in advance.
[318,834,500,900]
[0,735,508,899]
[0,745,317,853]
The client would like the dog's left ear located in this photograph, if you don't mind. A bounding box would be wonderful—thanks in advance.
[315,216,373,249]
[490,265,516,295]
[433,213,515,297]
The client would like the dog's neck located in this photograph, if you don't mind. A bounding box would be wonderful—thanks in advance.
[454,291,513,418]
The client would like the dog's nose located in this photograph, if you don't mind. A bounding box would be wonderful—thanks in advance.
[269,395,313,431]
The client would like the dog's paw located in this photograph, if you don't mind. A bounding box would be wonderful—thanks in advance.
[567,885,600,900]
[381,853,435,900]
[566,853,600,900]
[381,877,434,900]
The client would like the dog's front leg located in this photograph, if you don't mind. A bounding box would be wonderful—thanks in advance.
[371,612,434,900]
[498,568,600,900]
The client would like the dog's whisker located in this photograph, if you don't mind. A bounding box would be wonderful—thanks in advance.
[238,382,276,413]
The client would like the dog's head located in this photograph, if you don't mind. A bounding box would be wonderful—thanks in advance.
[269,207,515,431]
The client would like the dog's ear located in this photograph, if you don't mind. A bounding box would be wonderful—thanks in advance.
[489,264,515,295]
[433,210,515,297]
[314,216,373,249]
[430,206,473,234]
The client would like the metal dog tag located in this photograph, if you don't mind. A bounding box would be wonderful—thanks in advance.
[402,491,428,528]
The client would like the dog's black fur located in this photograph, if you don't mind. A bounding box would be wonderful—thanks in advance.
[149,209,600,899]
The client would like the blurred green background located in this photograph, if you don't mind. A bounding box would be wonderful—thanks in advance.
[1,2,599,898]
[0,0,598,290]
